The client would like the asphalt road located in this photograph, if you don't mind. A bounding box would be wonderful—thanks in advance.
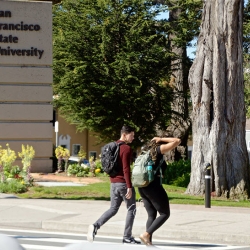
[0,228,249,250]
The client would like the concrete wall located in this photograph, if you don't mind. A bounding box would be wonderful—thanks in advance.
[0,1,53,172]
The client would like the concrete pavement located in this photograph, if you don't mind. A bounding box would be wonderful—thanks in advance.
[0,193,249,246]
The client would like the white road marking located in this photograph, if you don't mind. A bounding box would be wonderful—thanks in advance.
[0,228,248,250]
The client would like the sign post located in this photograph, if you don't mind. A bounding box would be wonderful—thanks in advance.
[55,121,59,147]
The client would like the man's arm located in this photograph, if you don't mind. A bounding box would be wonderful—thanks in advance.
[122,146,133,199]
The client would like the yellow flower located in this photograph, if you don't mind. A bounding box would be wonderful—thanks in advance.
[63,148,70,160]
[78,146,86,159]
[1,144,16,166]
[95,169,101,174]
[89,156,94,163]
[55,146,64,159]
[18,144,35,171]
[55,146,70,160]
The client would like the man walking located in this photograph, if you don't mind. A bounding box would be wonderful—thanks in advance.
[87,125,140,244]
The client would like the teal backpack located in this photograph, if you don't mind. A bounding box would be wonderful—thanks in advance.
[132,150,164,188]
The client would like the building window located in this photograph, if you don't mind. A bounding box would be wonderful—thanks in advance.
[72,144,81,156]
[89,151,97,160]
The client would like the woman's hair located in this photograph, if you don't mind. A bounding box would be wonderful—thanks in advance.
[141,140,160,162]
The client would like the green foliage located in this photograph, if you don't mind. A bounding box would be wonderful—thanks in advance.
[244,0,250,57]
[170,172,190,187]
[53,0,173,147]
[165,0,203,49]
[163,159,191,187]
[244,65,250,118]
[67,158,107,177]
[4,165,21,179]
[0,144,35,187]
[244,1,250,118]
[95,158,103,172]
[67,163,90,177]
[0,179,28,194]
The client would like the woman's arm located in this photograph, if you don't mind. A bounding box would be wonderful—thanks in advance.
[151,137,181,154]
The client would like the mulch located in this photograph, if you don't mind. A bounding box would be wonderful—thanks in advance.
[30,172,103,184]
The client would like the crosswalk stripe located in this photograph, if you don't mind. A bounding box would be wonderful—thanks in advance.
[0,228,83,236]
[10,235,82,244]
[21,244,62,250]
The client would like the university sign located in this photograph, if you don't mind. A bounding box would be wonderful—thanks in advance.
[0,1,53,173]
[0,10,44,59]
[0,2,52,65]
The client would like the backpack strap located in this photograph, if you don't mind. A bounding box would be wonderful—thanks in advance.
[117,141,126,146]
[153,157,164,185]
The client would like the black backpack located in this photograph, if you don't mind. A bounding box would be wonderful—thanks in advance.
[101,141,125,177]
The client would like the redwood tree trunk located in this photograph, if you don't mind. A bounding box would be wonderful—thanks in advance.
[187,0,250,198]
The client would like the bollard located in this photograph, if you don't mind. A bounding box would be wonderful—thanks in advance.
[204,163,211,208]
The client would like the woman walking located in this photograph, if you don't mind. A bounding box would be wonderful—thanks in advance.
[138,136,181,246]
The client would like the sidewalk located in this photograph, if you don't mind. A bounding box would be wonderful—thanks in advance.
[0,175,249,246]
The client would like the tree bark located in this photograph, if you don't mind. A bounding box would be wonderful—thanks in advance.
[187,0,250,198]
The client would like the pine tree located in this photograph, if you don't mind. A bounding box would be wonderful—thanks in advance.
[53,0,173,146]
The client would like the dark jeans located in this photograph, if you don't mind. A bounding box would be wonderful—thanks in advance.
[138,177,170,240]
[94,183,136,239]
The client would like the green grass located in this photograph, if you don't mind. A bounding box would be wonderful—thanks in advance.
[17,179,111,200]
[165,185,250,207]
[16,176,250,208]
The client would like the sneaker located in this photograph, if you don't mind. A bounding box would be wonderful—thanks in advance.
[123,236,141,244]
[87,224,98,242]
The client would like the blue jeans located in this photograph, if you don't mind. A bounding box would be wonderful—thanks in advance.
[94,183,136,239]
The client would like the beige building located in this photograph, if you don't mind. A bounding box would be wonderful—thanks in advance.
[53,113,106,160]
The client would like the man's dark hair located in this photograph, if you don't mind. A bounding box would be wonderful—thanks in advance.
[121,125,135,135]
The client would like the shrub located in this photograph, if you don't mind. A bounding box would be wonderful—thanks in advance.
[4,165,21,179]
[0,144,35,193]
[55,146,68,172]
[163,159,191,187]
[170,173,191,187]
[0,179,28,193]
[95,158,102,172]
[67,163,90,177]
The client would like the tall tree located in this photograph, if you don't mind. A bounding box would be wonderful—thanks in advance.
[188,0,250,198]
[53,0,173,147]
[163,0,202,161]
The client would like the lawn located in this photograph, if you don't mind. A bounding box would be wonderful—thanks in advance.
[16,176,250,208]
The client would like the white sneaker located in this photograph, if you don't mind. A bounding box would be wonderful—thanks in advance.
[87,224,97,242]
